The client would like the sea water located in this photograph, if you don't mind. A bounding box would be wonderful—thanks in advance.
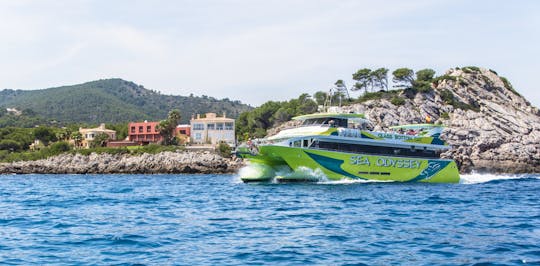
[0,173,539,265]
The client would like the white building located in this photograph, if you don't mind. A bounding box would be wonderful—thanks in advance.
[79,123,116,148]
[190,112,235,146]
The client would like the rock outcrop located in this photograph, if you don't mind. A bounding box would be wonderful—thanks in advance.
[333,67,539,173]
[0,151,243,174]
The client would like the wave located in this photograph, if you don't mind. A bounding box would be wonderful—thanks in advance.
[459,172,540,184]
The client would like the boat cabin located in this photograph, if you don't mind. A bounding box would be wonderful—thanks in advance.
[294,113,371,130]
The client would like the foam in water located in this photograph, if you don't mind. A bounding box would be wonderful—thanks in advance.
[235,163,273,183]
[277,166,328,182]
[459,172,540,184]
[236,164,539,185]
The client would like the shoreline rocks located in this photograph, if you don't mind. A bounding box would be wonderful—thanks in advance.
[0,151,244,175]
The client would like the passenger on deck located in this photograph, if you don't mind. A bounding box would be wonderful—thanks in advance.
[407,129,416,135]
[328,120,335,128]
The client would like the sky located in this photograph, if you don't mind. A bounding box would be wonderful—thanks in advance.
[1,0,539,107]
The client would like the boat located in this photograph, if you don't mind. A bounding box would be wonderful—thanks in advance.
[236,112,460,183]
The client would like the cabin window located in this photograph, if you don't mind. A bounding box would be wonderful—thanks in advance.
[293,140,301,147]
[302,118,348,127]
[317,141,439,158]
[303,139,309,147]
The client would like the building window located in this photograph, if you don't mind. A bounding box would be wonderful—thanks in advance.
[195,133,202,140]
[216,123,224,130]
[207,123,215,130]
[139,126,143,133]
[147,126,151,132]
[193,124,204,130]
[180,130,186,134]
[225,122,234,130]
[131,127,135,133]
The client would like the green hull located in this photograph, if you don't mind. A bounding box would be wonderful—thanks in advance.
[238,145,460,183]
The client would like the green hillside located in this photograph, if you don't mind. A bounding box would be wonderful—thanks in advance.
[0,79,252,125]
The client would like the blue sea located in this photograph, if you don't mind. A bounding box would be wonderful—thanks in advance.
[0,173,539,265]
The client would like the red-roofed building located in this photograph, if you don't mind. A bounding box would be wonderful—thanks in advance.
[175,124,191,145]
[175,124,191,137]
[128,121,162,144]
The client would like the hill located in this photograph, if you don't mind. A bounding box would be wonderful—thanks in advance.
[0,79,252,125]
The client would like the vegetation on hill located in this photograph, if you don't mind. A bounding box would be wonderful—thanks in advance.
[0,79,252,126]
[235,66,523,139]
[0,109,45,127]
[236,94,318,139]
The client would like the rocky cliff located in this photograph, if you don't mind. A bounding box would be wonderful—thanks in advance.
[334,67,539,173]
[0,151,243,174]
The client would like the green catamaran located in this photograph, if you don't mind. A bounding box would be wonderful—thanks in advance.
[236,112,460,183]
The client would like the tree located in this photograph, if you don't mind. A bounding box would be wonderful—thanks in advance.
[56,128,72,141]
[273,107,293,124]
[157,109,182,145]
[71,132,83,148]
[313,91,328,105]
[392,68,415,88]
[0,139,22,152]
[90,133,110,148]
[413,68,436,92]
[33,126,57,145]
[352,68,372,94]
[49,141,72,153]
[415,69,436,82]
[107,123,128,140]
[372,68,389,91]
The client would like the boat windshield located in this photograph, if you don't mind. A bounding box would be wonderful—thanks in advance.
[301,118,348,127]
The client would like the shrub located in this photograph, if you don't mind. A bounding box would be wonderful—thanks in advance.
[433,74,457,85]
[463,66,480,72]
[440,89,455,105]
[500,77,521,96]
[0,139,22,151]
[356,90,401,103]
[438,89,480,112]
[390,97,405,106]
[49,141,72,153]
[440,112,450,119]
[217,142,232,158]
[413,81,433,93]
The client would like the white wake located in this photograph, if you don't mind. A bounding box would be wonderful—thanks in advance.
[459,172,540,184]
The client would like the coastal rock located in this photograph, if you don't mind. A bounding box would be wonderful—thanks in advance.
[0,151,243,175]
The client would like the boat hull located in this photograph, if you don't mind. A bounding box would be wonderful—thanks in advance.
[239,145,460,183]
